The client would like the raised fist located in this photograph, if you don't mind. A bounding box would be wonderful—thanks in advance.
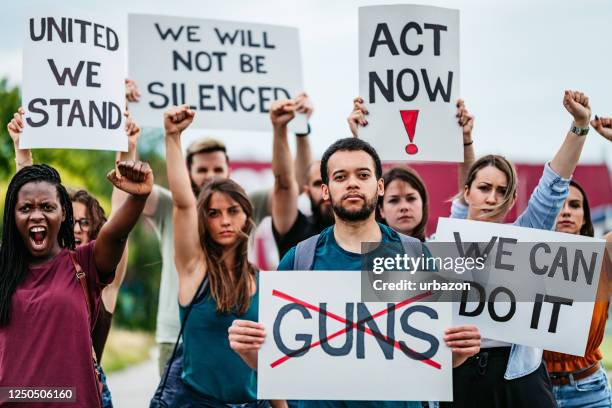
[270,99,296,129]
[591,115,612,142]
[107,160,154,197]
[563,90,591,127]
[164,105,195,138]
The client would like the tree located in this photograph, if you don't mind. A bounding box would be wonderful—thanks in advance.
[0,79,21,180]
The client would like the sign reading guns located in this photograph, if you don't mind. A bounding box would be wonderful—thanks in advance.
[258,272,452,401]
[128,14,306,133]
[434,218,606,356]
[21,12,127,151]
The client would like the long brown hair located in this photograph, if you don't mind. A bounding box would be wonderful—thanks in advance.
[458,154,518,221]
[377,167,429,241]
[568,179,594,237]
[196,179,256,315]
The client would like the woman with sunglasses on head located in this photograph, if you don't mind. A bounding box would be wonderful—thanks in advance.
[542,116,612,408]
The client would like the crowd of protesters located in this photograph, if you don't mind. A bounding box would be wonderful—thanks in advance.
[1,75,612,408]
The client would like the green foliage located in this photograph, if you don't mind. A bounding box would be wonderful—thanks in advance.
[114,219,162,331]
[0,78,168,332]
[0,79,21,179]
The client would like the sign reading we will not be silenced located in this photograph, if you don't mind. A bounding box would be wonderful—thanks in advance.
[21,12,127,151]
[434,218,606,356]
[128,14,307,133]
[359,5,461,162]
[258,271,452,402]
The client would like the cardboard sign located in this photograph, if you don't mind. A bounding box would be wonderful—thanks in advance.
[358,5,461,162]
[258,271,452,401]
[21,12,127,151]
[434,217,605,356]
[128,14,306,133]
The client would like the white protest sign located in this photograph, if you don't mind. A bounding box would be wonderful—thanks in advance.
[434,217,605,356]
[358,5,461,162]
[258,271,452,402]
[128,14,307,134]
[21,13,127,151]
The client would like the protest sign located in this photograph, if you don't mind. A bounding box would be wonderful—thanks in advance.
[21,12,127,151]
[434,217,605,356]
[128,14,306,133]
[358,5,461,162]
[258,271,452,401]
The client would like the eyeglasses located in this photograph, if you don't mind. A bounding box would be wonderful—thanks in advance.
[74,218,91,231]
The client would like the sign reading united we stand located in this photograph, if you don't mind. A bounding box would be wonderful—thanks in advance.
[258,271,453,402]
[21,11,127,151]
[358,5,461,162]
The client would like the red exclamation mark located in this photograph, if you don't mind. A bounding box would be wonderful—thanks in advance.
[400,110,419,155]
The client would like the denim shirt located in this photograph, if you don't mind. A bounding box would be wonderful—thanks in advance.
[450,162,571,380]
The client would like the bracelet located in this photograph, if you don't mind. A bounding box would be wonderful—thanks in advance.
[463,140,473,146]
[296,123,311,138]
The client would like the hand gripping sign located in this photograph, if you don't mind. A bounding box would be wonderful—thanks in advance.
[358,5,461,162]
[258,271,452,402]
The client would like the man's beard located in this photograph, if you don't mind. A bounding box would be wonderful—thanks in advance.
[311,198,335,227]
[330,193,377,222]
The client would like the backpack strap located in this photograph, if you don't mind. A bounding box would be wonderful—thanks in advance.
[293,234,320,270]
[396,232,422,258]
[69,250,102,385]
[157,275,209,395]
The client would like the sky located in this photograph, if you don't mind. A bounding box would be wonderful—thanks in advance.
[2,0,612,165]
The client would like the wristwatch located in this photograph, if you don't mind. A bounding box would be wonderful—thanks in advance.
[570,122,589,136]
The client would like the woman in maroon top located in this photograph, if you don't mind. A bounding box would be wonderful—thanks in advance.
[0,161,152,407]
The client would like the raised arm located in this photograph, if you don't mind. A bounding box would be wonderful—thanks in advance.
[95,161,153,279]
[549,90,591,178]
[293,92,314,187]
[515,90,591,229]
[271,99,301,236]
[102,113,142,311]
[164,105,203,282]
[456,99,475,204]
[7,107,33,171]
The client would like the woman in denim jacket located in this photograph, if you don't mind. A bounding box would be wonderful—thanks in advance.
[441,90,595,408]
